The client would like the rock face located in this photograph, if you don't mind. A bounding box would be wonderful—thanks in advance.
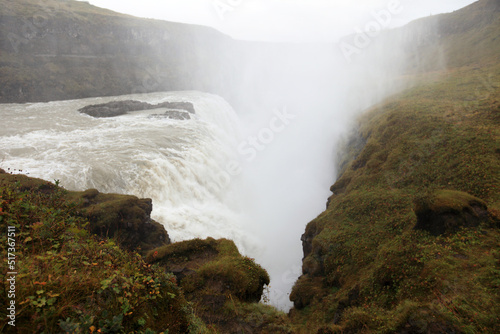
[148,110,191,120]
[0,169,206,334]
[78,100,152,117]
[146,237,275,333]
[289,276,325,310]
[78,100,195,118]
[300,220,322,260]
[146,238,269,303]
[0,169,170,254]
[157,101,196,114]
[0,169,291,332]
[69,188,171,253]
[414,190,493,236]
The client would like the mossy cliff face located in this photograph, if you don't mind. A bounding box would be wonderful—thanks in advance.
[414,190,496,236]
[147,237,269,304]
[289,1,500,332]
[146,238,292,333]
[70,188,171,254]
[291,72,500,333]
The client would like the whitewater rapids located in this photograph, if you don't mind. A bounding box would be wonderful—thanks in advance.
[0,91,263,253]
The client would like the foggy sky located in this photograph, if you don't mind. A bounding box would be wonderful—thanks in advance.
[81,0,477,42]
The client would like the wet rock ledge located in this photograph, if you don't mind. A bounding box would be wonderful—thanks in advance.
[78,100,195,119]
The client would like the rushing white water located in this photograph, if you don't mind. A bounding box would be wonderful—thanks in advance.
[0,91,262,255]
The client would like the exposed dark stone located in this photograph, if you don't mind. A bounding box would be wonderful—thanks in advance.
[170,267,197,282]
[69,188,171,253]
[78,100,195,118]
[301,220,322,260]
[149,239,220,285]
[148,109,191,120]
[333,286,360,324]
[289,276,325,309]
[156,101,196,114]
[414,190,492,236]
[78,100,152,117]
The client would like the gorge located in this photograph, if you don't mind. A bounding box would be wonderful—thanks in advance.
[0,0,499,333]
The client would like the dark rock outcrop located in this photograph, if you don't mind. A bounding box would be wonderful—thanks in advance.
[289,276,324,310]
[69,188,171,253]
[78,100,195,118]
[146,237,274,332]
[0,170,170,254]
[156,101,196,114]
[301,220,322,260]
[78,100,152,117]
[149,109,191,120]
[146,238,269,303]
[414,190,493,236]
[146,237,220,282]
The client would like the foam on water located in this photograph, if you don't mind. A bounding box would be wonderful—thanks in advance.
[0,91,261,256]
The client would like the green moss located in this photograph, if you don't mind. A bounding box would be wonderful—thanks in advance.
[414,190,494,235]
[188,256,270,302]
[0,171,281,333]
[145,237,274,332]
[290,276,326,310]
[146,237,239,265]
[418,189,487,212]
[223,299,293,334]
[147,238,269,302]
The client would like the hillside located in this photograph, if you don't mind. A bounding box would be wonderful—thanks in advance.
[0,0,233,103]
[289,0,500,333]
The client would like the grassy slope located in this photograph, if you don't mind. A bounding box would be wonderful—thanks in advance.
[0,171,283,333]
[289,1,500,333]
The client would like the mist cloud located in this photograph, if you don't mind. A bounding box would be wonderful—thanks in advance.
[83,0,476,42]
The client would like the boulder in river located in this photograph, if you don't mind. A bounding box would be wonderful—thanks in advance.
[78,100,195,118]
[148,110,191,120]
